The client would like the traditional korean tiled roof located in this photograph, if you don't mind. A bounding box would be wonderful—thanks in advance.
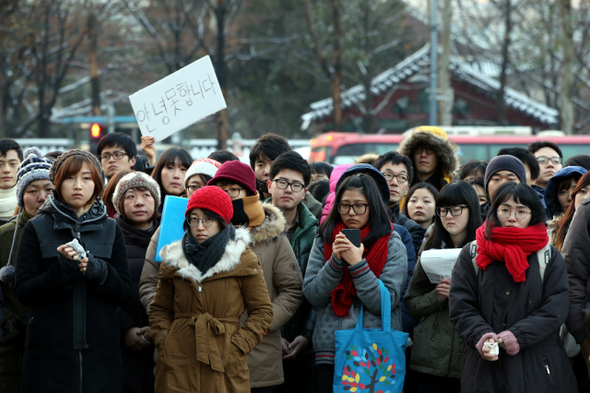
[301,44,558,130]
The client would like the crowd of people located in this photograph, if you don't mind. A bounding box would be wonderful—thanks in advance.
[0,126,590,392]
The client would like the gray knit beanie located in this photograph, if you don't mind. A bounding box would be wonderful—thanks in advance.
[484,155,527,193]
[112,171,161,215]
[16,147,52,208]
[49,149,105,184]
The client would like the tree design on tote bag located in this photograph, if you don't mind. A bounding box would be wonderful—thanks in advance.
[340,343,398,393]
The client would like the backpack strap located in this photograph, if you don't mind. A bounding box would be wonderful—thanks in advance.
[536,242,552,283]
[470,240,479,274]
[470,240,551,282]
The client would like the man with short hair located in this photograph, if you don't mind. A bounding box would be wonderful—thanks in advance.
[527,141,563,194]
[373,152,423,255]
[497,147,545,209]
[266,151,318,393]
[0,139,23,225]
[482,155,527,217]
[97,133,156,180]
[249,133,323,219]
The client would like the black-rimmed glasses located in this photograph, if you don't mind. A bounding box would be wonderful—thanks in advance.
[381,172,409,183]
[337,203,369,215]
[436,205,468,217]
[272,178,305,193]
[100,151,128,161]
[536,156,562,165]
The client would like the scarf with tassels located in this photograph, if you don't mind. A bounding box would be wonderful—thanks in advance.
[475,223,548,282]
[324,222,391,316]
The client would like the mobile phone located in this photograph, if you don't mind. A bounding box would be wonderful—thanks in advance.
[341,228,361,248]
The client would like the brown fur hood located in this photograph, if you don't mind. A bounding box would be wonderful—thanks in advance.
[398,128,460,178]
[251,203,287,246]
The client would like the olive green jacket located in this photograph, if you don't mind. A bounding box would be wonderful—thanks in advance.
[404,238,462,379]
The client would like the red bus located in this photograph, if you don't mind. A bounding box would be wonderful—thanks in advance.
[309,132,590,165]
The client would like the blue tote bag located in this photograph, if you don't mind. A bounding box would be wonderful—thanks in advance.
[334,280,409,393]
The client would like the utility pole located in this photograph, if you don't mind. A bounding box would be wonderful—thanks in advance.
[429,0,439,126]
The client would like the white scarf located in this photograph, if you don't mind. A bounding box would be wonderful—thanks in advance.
[0,185,17,221]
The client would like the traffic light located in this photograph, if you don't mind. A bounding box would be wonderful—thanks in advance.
[89,123,104,155]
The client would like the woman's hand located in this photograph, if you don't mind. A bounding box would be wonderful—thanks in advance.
[481,338,499,361]
[435,278,451,302]
[57,244,88,274]
[125,326,151,351]
[333,233,364,266]
[140,136,157,166]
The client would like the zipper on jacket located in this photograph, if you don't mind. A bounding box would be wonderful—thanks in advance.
[430,317,439,341]
[79,349,83,393]
[543,357,554,388]
[198,282,203,292]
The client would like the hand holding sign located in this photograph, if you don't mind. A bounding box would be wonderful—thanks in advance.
[129,55,227,142]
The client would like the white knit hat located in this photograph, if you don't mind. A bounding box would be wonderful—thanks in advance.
[184,158,222,189]
[16,147,52,208]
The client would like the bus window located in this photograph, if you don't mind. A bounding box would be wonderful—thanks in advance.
[456,144,489,163]
[560,144,590,159]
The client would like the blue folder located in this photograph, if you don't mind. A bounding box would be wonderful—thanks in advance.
[155,195,188,262]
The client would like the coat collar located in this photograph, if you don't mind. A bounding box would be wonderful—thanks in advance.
[159,226,252,283]
[250,203,286,246]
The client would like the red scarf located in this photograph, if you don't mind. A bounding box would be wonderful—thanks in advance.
[475,223,548,282]
[324,222,391,316]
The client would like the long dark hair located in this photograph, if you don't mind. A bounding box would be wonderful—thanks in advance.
[151,147,192,197]
[553,171,590,251]
[319,173,391,249]
[485,182,546,239]
[423,181,482,250]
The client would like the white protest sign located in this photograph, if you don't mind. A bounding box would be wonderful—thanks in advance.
[129,55,227,141]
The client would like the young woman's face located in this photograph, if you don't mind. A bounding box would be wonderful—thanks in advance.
[185,175,207,198]
[60,163,95,212]
[188,208,222,243]
[557,178,578,213]
[472,184,488,205]
[122,188,155,229]
[338,189,370,230]
[161,158,188,196]
[407,188,436,228]
[439,205,470,242]
[574,186,590,209]
[497,196,532,228]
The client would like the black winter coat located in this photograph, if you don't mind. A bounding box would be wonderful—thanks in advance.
[14,195,132,393]
[116,216,157,393]
[449,242,576,393]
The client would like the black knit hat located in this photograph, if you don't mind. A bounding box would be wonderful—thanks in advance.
[49,149,105,184]
[484,155,527,193]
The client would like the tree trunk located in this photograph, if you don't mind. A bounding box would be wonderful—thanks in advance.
[496,0,512,125]
[88,12,101,117]
[558,0,574,134]
[331,0,342,131]
[215,0,228,149]
[439,0,453,126]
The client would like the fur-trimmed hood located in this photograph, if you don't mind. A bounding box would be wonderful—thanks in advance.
[398,127,460,178]
[252,203,286,246]
[159,227,254,283]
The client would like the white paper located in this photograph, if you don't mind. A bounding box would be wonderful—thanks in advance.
[420,248,462,284]
[129,55,227,141]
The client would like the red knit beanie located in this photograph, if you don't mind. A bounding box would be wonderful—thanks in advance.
[207,161,257,196]
[185,186,233,224]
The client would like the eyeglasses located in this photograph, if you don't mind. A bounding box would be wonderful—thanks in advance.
[536,156,562,165]
[222,187,245,197]
[337,203,369,215]
[497,207,531,220]
[272,178,305,193]
[436,205,468,217]
[100,151,128,161]
[187,217,216,227]
[186,185,201,193]
[416,146,434,155]
[381,172,409,183]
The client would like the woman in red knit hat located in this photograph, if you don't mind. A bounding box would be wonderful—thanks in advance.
[149,186,273,393]
[449,182,576,392]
